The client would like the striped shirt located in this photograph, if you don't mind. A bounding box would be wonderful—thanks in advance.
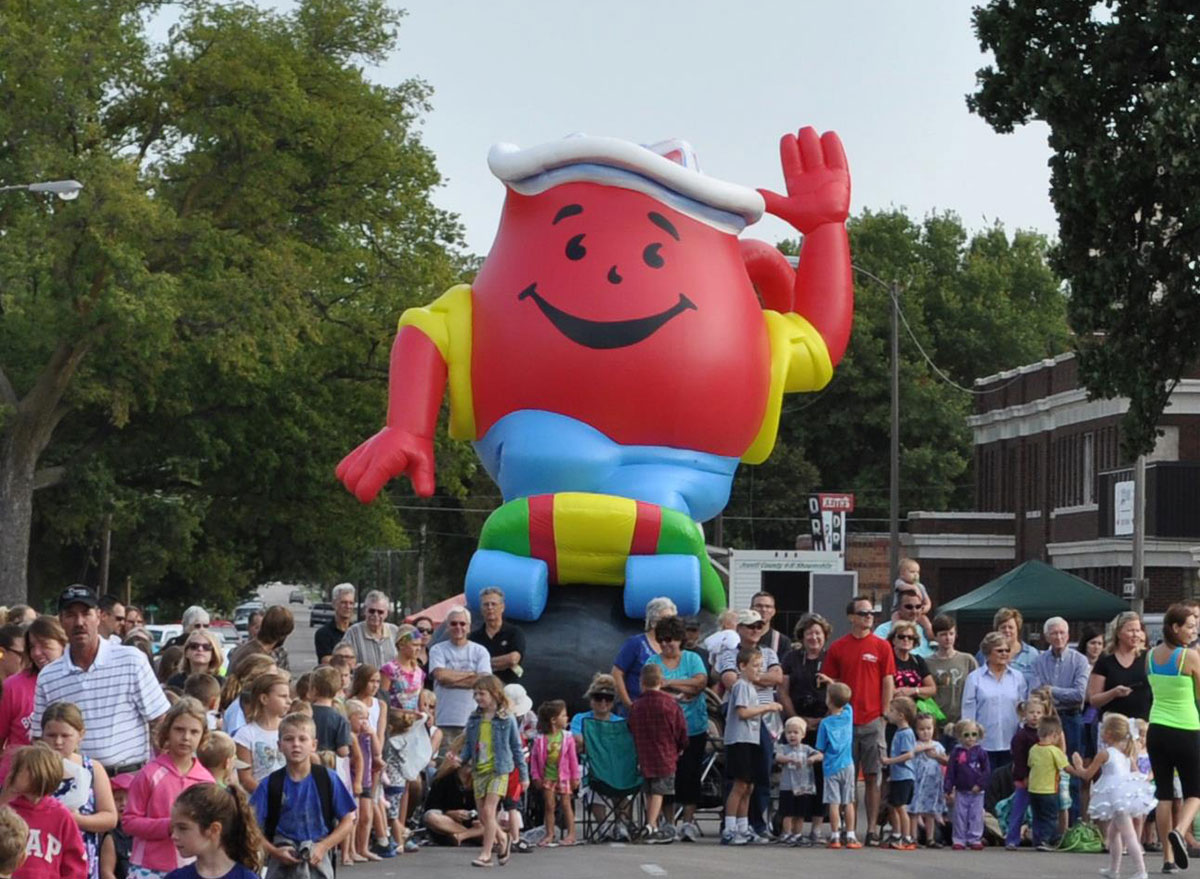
[33,637,170,766]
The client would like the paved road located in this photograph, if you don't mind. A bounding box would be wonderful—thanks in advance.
[347,839,1118,879]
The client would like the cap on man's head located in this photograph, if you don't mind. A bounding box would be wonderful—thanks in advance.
[58,584,98,612]
[737,609,763,627]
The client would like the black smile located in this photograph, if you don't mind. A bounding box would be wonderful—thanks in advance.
[517,283,696,349]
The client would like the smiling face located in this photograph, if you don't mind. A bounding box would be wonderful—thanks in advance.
[470,183,771,456]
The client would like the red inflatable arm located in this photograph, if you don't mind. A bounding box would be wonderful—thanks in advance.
[757,127,854,366]
[336,326,444,502]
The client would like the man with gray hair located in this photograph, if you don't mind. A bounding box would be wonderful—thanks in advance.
[316,582,357,663]
[337,589,397,668]
[428,606,491,744]
[167,605,210,649]
[1030,615,1090,822]
[468,587,526,686]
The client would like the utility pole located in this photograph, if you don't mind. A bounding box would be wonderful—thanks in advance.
[416,522,427,609]
[98,512,112,595]
[1132,454,1146,614]
[889,281,901,587]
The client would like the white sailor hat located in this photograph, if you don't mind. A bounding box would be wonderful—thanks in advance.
[487,135,764,235]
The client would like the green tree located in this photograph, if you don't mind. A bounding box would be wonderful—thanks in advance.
[721,209,1069,546]
[1,0,468,609]
[969,0,1200,456]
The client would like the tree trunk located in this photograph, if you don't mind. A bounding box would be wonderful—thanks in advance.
[0,425,39,606]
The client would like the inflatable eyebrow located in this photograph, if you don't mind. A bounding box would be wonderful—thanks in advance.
[338,126,853,622]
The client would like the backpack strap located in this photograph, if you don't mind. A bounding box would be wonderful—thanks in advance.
[312,763,337,835]
[264,767,287,841]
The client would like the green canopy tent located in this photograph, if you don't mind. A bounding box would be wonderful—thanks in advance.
[936,560,1130,624]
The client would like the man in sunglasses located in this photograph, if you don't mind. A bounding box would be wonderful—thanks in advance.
[428,606,492,746]
[337,589,398,669]
[821,596,896,847]
[98,595,126,645]
[874,586,933,657]
[717,609,784,841]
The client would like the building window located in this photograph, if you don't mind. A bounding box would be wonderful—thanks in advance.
[1083,432,1094,505]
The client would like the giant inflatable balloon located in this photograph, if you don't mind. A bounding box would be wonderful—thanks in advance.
[338,126,853,623]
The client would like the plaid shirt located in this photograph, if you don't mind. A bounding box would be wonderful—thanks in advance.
[627,689,689,779]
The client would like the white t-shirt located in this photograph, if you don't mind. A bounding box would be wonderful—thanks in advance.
[427,639,491,728]
[233,721,285,782]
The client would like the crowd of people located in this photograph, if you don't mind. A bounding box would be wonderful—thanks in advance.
[0,560,1198,878]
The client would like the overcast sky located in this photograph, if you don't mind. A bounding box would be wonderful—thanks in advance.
[372,0,1057,255]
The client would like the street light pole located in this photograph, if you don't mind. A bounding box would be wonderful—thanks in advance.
[0,179,83,200]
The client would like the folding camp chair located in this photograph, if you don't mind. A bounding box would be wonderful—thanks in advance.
[581,717,644,843]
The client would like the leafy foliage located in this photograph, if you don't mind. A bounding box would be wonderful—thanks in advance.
[1,0,471,612]
[969,0,1200,456]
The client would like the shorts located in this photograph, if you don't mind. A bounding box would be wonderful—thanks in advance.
[472,769,510,800]
[852,718,884,776]
[822,765,856,806]
[887,779,914,808]
[778,790,817,818]
[539,776,572,795]
[1148,723,1200,800]
[645,776,674,796]
[725,742,765,785]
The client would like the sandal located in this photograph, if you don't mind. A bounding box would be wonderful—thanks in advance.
[537,839,558,848]
[471,857,494,868]
[514,840,531,853]
[498,834,512,866]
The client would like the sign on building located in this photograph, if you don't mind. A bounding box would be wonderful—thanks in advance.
[1114,480,1134,536]
[808,493,855,554]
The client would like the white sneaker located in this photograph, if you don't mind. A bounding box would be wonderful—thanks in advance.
[613,824,631,842]
[679,823,699,842]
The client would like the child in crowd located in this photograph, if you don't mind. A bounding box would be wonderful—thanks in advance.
[459,675,527,867]
[381,708,423,854]
[531,699,581,847]
[944,718,989,850]
[124,698,214,879]
[1005,695,1049,849]
[0,805,29,879]
[908,712,948,848]
[329,655,354,699]
[381,626,426,711]
[197,732,238,789]
[165,783,263,879]
[330,644,357,673]
[348,667,393,859]
[5,745,86,879]
[41,703,117,879]
[502,684,536,853]
[1027,716,1069,851]
[220,654,277,738]
[1072,713,1156,879]
[723,648,782,847]
[345,700,382,862]
[880,696,918,850]
[816,681,857,849]
[775,716,822,846]
[892,558,933,640]
[308,667,352,765]
[99,775,134,879]
[420,690,443,774]
[250,713,357,879]
[1132,718,1155,846]
[233,673,290,793]
[182,675,223,731]
[628,665,686,845]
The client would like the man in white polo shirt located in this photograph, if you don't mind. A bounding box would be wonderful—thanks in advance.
[33,585,170,777]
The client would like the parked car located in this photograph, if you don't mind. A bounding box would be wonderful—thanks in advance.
[310,602,334,628]
[210,621,240,648]
[289,589,305,605]
[145,624,182,655]
[233,601,263,635]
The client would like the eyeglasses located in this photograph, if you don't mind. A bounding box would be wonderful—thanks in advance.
[746,622,766,630]
[417,627,433,635]
[590,694,614,702]
[902,604,921,611]
[895,634,916,642]
[961,731,980,738]
[366,609,387,616]
[448,621,468,628]
[852,610,875,617]
[112,615,126,623]
[186,643,213,652]
[993,648,1012,654]
[751,604,774,612]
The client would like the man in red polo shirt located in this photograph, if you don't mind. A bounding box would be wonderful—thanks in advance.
[820,595,895,846]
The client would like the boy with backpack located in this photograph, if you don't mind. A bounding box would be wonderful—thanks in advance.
[250,713,358,879]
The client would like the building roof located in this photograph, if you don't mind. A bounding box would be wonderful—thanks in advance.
[936,559,1129,623]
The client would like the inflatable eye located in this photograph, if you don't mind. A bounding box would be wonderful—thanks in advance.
[566,234,587,261]
[643,243,665,269]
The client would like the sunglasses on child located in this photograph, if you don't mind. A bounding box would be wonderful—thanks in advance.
[961,731,980,738]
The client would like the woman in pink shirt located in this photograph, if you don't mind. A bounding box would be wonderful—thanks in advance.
[0,617,67,759]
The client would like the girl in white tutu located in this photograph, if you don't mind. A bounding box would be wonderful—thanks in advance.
[1071,713,1157,879]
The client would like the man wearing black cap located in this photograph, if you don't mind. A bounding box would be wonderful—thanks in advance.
[32,585,170,777]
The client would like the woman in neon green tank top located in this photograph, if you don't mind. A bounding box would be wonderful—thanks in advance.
[1147,604,1200,874]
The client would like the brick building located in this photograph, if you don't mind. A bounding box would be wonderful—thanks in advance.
[856,352,1200,613]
